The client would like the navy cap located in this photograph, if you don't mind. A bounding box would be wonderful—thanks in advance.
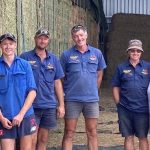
[35,28,50,38]
[0,33,16,43]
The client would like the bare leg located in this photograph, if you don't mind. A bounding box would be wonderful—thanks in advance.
[124,136,134,150]
[1,139,15,150]
[85,118,98,150]
[62,119,78,150]
[36,128,49,150]
[139,137,149,150]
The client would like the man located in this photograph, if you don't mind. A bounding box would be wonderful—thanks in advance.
[60,25,106,150]
[20,28,65,150]
[112,39,150,150]
[0,33,37,150]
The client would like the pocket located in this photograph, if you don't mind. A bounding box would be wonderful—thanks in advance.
[44,69,55,83]
[0,74,8,93]
[68,60,81,72]
[13,71,26,87]
[87,60,98,72]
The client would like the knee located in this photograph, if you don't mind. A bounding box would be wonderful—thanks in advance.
[38,135,49,144]
[64,129,75,139]
[125,136,134,142]
[86,128,97,138]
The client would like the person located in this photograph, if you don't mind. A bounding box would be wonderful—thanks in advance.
[0,33,37,150]
[20,28,65,150]
[60,24,106,150]
[112,39,150,150]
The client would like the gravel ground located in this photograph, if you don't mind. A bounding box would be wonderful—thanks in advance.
[47,88,150,150]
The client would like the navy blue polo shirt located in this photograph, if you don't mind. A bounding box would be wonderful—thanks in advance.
[0,56,36,120]
[20,49,64,109]
[112,60,150,113]
[60,45,106,102]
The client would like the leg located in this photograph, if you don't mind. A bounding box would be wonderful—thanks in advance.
[31,131,38,150]
[139,137,149,150]
[85,118,98,150]
[20,135,32,150]
[36,128,49,150]
[62,119,78,150]
[124,136,134,150]
[1,139,15,150]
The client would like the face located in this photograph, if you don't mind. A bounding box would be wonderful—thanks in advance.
[0,39,16,57]
[35,35,49,50]
[72,29,87,47]
[128,48,142,61]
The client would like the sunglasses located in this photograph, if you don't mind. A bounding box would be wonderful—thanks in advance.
[35,29,50,37]
[71,25,87,33]
[129,49,142,53]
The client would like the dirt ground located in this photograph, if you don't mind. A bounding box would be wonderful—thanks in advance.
[47,88,150,149]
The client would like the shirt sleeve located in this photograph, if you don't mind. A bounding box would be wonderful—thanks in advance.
[26,62,37,93]
[54,56,65,80]
[60,51,67,73]
[97,51,107,70]
[112,66,121,87]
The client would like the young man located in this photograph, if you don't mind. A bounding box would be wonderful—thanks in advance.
[112,39,150,150]
[60,25,106,150]
[20,28,65,150]
[0,33,37,150]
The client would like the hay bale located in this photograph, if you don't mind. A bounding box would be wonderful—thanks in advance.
[104,13,150,86]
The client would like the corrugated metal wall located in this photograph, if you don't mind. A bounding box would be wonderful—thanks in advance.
[0,0,99,55]
[103,0,150,17]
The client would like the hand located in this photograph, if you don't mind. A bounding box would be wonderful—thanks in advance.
[57,106,65,118]
[1,117,12,129]
[12,113,24,127]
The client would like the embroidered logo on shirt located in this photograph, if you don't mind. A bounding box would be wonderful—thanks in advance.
[141,69,148,75]
[123,70,131,74]
[89,55,97,61]
[70,56,78,61]
[47,64,54,70]
[0,130,3,136]
[28,61,36,65]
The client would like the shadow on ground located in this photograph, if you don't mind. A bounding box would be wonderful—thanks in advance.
[47,145,124,150]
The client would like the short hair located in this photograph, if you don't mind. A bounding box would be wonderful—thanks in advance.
[71,24,87,34]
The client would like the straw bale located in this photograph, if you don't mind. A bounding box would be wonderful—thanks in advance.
[105,13,150,86]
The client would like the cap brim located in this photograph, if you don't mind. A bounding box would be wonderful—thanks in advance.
[36,34,49,38]
[126,46,143,52]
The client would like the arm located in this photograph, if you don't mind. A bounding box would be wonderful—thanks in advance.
[12,90,36,127]
[97,70,103,89]
[55,79,65,118]
[112,87,120,104]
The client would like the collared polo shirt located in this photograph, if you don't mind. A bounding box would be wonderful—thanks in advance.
[112,60,150,113]
[0,56,36,119]
[60,45,106,102]
[20,49,64,109]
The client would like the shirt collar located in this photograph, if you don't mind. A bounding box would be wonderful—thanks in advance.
[0,55,19,63]
[33,48,51,58]
[126,59,143,67]
[73,44,91,52]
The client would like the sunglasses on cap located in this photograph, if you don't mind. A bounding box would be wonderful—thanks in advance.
[35,28,50,37]
[71,25,87,33]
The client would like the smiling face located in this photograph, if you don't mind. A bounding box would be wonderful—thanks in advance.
[128,48,142,61]
[35,35,50,50]
[72,29,88,48]
[0,39,16,57]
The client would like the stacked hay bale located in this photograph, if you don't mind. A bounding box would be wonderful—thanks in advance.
[105,13,150,87]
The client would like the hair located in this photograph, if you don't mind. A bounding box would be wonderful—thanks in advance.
[71,25,87,35]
